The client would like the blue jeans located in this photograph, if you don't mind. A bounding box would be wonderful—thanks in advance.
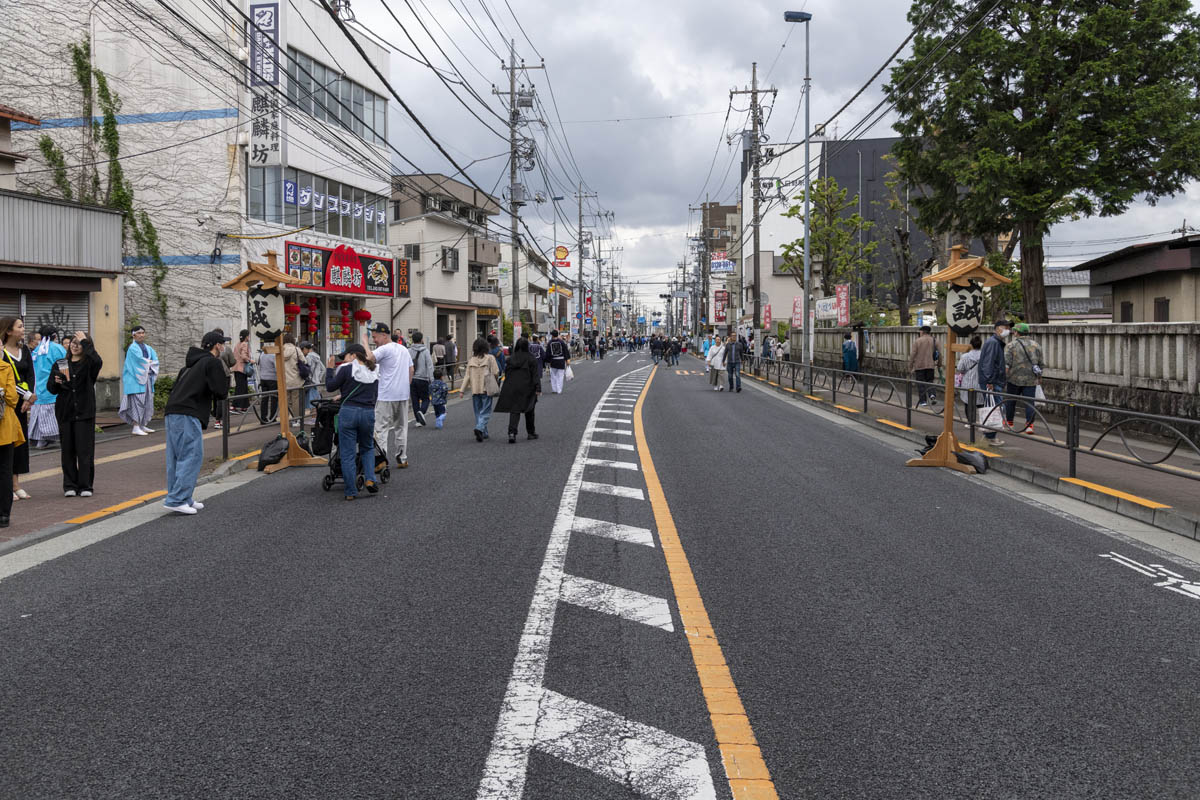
[338,404,376,497]
[165,414,204,507]
[472,394,493,436]
[727,361,741,391]
[1005,383,1038,426]
[305,386,320,413]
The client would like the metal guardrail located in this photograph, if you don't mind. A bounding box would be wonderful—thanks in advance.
[738,355,1200,485]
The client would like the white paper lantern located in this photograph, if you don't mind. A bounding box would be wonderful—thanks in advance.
[946,280,984,336]
[248,286,284,342]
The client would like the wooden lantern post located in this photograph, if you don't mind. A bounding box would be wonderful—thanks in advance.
[905,245,1012,474]
[221,249,326,473]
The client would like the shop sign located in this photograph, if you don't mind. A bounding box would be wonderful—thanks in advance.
[763,304,772,328]
[247,1,282,167]
[792,295,804,326]
[711,250,735,274]
[285,241,397,297]
[714,289,728,323]
[555,246,569,260]
[815,297,837,320]
[836,283,850,326]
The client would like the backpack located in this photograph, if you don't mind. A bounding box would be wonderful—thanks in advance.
[257,434,290,470]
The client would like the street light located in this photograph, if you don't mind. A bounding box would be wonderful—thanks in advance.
[784,9,813,387]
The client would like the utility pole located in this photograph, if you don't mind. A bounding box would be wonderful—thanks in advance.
[495,40,543,344]
[576,183,597,337]
[732,64,777,339]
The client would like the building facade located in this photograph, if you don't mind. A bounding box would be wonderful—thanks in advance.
[1074,235,1200,323]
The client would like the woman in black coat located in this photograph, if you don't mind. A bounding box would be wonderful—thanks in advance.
[494,337,541,443]
[46,331,103,497]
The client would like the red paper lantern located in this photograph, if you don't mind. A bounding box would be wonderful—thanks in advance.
[284,303,302,317]
[353,308,372,322]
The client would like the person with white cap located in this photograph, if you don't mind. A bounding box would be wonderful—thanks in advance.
[366,322,413,470]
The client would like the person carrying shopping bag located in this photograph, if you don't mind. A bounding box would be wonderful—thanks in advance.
[461,337,500,442]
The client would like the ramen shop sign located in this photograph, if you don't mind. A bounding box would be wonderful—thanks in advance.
[284,241,396,297]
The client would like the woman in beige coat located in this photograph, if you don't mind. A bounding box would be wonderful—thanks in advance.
[281,333,303,424]
[460,337,500,442]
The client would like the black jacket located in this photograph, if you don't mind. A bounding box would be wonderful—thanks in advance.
[164,347,229,429]
[494,351,541,414]
[46,342,103,422]
[545,338,569,369]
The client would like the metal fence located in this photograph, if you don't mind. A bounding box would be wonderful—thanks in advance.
[739,355,1200,485]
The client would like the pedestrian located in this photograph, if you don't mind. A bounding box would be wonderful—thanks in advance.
[488,334,507,376]
[842,333,859,373]
[707,335,726,390]
[782,336,791,361]
[256,344,278,422]
[0,350,25,528]
[956,334,1002,446]
[1,317,34,501]
[908,325,939,408]
[210,328,233,429]
[671,337,682,366]
[162,331,230,515]
[977,320,1010,441]
[29,325,66,449]
[773,338,784,361]
[762,336,772,360]
[725,334,742,392]
[462,337,500,442]
[496,337,541,443]
[528,334,545,371]
[231,329,251,413]
[281,333,304,425]
[119,324,159,436]
[430,367,449,429]
[324,343,380,500]
[47,330,102,496]
[300,341,326,415]
[433,336,446,371]
[1004,322,1044,434]
[367,322,414,470]
[650,335,663,364]
[408,330,434,426]
[545,329,570,394]
[443,334,457,387]
[702,335,712,359]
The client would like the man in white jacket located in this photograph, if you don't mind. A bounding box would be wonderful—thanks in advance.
[706,339,726,391]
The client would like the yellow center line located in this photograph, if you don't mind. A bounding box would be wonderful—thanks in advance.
[633,366,779,800]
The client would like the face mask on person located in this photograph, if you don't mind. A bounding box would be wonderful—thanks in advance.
[999,329,1011,339]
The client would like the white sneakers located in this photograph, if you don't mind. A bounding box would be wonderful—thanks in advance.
[80,490,92,497]
[164,500,205,515]
[190,501,204,510]
[132,426,149,436]
[64,490,76,497]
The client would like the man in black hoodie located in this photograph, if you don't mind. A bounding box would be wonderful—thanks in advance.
[162,330,230,515]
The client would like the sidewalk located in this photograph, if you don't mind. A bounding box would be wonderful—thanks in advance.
[697,354,1200,523]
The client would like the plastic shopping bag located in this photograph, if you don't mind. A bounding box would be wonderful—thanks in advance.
[1034,384,1047,405]
[565,365,575,381]
[976,397,1006,431]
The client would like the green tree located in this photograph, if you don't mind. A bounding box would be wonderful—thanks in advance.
[889,0,1200,323]
[779,176,877,297]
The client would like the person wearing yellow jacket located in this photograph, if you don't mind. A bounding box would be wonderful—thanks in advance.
[0,356,27,528]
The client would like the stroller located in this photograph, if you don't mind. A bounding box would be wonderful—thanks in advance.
[312,398,391,492]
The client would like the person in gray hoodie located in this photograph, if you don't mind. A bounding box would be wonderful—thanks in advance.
[408,330,435,426]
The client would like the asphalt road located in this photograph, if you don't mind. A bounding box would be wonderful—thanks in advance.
[2,350,1199,799]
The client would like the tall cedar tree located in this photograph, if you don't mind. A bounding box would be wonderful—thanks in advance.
[888,0,1200,323]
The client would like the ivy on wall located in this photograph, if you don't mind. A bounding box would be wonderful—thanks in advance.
[37,41,169,319]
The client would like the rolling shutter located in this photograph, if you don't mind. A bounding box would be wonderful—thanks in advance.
[22,291,91,334]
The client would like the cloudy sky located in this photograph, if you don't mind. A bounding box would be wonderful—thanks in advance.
[351,0,1200,308]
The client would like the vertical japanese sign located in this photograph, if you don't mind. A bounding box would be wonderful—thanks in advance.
[835,283,850,326]
[763,304,772,329]
[792,296,804,327]
[713,289,728,323]
[248,2,282,167]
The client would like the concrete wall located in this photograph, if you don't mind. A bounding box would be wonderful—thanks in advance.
[812,323,1200,419]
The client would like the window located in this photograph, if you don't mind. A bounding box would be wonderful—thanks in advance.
[353,187,365,241]
[264,165,282,223]
[284,167,298,226]
[1120,301,1133,323]
[296,52,312,115]
[441,246,459,271]
[364,191,375,243]
[377,199,387,244]
[312,62,327,122]
[326,180,341,238]
[299,173,313,230]
[393,200,402,222]
[374,91,386,145]
[364,93,374,142]
[404,243,420,262]
[341,77,354,130]
[352,84,365,138]
[288,48,387,144]
[1154,297,1170,322]
[248,164,264,219]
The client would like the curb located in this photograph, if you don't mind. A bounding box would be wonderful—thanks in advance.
[0,450,262,559]
[697,353,1200,541]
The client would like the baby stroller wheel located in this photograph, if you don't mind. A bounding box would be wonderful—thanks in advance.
[322,474,334,491]
[356,474,365,491]
[380,468,391,484]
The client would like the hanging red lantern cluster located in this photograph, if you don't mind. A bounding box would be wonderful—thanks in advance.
[353,308,372,323]
[306,297,319,335]
[284,302,302,317]
[340,300,351,338]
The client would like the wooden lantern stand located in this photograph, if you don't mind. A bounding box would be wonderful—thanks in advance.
[905,245,1013,475]
[222,249,326,474]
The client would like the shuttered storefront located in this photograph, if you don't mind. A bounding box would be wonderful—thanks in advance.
[12,290,91,334]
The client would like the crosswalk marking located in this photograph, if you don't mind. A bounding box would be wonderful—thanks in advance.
[598,409,634,415]
[571,516,655,547]
[581,480,645,499]
[588,440,636,452]
[591,428,633,435]
[582,457,639,470]
[596,417,633,425]
[533,690,716,800]
[558,573,674,630]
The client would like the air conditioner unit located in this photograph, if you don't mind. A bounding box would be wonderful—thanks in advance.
[424,195,440,213]
[450,202,465,217]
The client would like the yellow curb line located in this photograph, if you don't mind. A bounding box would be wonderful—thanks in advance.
[804,395,823,402]
[832,404,860,414]
[634,366,779,800]
[876,419,913,431]
[960,444,1003,458]
[1059,477,1171,509]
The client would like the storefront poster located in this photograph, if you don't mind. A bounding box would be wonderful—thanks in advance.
[792,295,804,327]
[714,289,728,323]
[836,283,850,326]
[285,241,396,297]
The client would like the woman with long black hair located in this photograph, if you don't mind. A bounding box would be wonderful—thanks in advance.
[0,317,34,501]
[325,343,379,500]
[495,337,541,443]
[47,331,103,497]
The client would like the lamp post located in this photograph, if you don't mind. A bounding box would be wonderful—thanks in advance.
[784,10,813,385]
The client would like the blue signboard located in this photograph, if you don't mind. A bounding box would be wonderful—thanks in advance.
[283,179,297,204]
[637,316,646,324]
